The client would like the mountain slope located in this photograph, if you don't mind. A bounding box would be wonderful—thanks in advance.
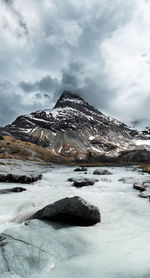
[2,91,141,160]
[0,135,71,163]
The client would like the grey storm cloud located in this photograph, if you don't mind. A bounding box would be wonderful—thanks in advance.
[2,0,28,37]
[0,0,150,128]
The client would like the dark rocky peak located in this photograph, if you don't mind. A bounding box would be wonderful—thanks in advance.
[54,90,81,104]
[54,90,102,115]
[54,91,86,108]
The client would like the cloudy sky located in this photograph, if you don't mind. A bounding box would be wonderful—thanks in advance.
[0,0,150,128]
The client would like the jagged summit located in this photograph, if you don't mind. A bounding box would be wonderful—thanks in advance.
[2,90,141,159]
[54,91,102,117]
[56,90,82,103]
[54,90,83,108]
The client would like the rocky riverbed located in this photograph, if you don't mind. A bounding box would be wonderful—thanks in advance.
[0,163,150,278]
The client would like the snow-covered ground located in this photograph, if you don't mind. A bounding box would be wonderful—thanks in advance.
[135,139,150,150]
[0,166,150,277]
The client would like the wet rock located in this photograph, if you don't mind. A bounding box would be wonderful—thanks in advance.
[138,192,149,199]
[0,219,90,277]
[68,177,99,182]
[32,196,101,226]
[93,169,112,175]
[73,179,95,187]
[133,181,150,200]
[67,177,99,187]
[0,187,26,194]
[67,177,74,182]
[0,173,42,184]
[142,181,150,188]
[0,159,52,184]
[74,167,87,172]
[72,180,94,187]
[119,178,126,183]
[133,182,146,192]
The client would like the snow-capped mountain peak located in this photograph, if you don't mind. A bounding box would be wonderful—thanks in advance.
[2,91,141,159]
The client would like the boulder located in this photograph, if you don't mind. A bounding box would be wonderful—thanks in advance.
[0,219,90,277]
[138,192,149,199]
[74,167,87,172]
[133,182,146,192]
[32,196,101,226]
[0,173,42,183]
[133,181,150,200]
[67,177,99,187]
[93,169,112,175]
[0,187,26,194]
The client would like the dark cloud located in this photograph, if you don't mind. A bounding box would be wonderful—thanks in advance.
[0,0,150,127]
[0,81,52,126]
[19,76,59,93]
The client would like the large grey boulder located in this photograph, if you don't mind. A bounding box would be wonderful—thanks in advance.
[32,196,101,226]
[0,219,88,278]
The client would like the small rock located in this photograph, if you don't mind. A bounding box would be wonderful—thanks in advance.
[74,167,87,172]
[119,178,126,183]
[133,183,146,192]
[93,169,112,175]
[138,192,150,199]
[67,177,99,187]
[67,178,74,182]
[32,196,101,226]
[0,187,26,194]
[142,181,150,189]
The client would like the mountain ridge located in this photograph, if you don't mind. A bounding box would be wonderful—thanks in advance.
[1,91,142,160]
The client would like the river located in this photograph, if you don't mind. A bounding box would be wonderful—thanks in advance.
[0,166,150,278]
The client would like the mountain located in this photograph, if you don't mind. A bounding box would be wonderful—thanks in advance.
[0,135,70,164]
[2,91,141,161]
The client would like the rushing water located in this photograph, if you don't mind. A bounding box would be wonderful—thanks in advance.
[1,166,150,278]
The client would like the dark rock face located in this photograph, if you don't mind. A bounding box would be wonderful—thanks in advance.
[0,187,26,194]
[0,173,42,183]
[74,167,87,172]
[93,169,112,175]
[120,149,150,163]
[32,196,101,226]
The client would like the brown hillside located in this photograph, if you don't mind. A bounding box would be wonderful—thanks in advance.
[0,135,72,163]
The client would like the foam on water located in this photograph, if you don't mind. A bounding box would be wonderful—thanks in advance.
[0,166,150,277]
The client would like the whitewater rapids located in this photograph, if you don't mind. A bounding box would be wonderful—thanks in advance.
[0,166,150,278]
